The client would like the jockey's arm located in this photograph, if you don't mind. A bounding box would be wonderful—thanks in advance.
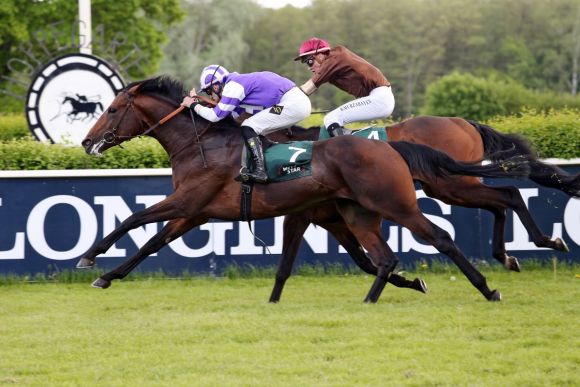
[193,81,245,122]
[299,79,317,96]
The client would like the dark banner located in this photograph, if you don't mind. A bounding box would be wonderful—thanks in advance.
[1,166,579,275]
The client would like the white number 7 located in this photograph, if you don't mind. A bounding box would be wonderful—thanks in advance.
[288,146,307,162]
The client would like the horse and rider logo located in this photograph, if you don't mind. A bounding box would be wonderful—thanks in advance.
[25,53,124,144]
[52,93,104,123]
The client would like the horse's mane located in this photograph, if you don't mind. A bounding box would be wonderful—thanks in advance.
[124,75,243,132]
[125,75,185,105]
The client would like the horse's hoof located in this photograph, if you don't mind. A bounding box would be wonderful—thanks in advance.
[488,290,502,302]
[91,278,111,289]
[76,257,95,269]
[412,278,428,294]
[504,256,521,272]
[363,297,378,304]
[555,238,570,253]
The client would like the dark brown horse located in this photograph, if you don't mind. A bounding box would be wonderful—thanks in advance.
[77,76,529,302]
[266,118,575,302]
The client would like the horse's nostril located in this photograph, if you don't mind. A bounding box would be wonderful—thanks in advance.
[82,138,92,148]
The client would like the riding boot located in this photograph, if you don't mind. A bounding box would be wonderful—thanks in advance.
[241,126,268,183]
[327,123,344,137]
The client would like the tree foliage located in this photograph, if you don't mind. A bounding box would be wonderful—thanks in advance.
[0,0,183,111]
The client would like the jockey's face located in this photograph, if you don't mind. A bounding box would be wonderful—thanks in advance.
[205,83,222,102]
[303,53,325,73]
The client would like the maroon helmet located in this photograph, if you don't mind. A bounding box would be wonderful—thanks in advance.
[293,37,331,61]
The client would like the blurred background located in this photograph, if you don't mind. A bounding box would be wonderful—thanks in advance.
[2,0,580,121]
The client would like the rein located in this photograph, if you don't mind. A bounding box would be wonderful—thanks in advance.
[102,91,215,151]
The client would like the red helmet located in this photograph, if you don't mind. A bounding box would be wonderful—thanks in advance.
[293,37,331,61]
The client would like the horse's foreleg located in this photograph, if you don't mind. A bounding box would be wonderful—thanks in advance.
[93,218,202,289]
[77,195,185,268]
[335,201,398,303]
[269,214,311,303]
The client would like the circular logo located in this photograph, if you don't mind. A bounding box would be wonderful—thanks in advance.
[25,53,125,145]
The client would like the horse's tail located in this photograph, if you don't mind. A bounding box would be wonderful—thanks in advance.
[389,141,530,181]
[468,120,580,197]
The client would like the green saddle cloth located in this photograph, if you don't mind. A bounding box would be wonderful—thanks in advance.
[318,126,388,141]
[261,140,313,182]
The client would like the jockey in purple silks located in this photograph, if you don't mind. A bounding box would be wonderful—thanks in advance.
[182,65,311,183]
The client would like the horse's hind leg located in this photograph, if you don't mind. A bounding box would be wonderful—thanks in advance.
[270,212,427,303]
[422,179,569,271]
[270,214,311,303]
[335,201,399,303]
[401,211,500,301]
[324,220,427,293]
[93,218,203,289]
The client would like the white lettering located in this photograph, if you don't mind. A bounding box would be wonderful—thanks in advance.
[506,188,563,250]
[231,221,263,255]
[93,195,165,257]
[169,222,233,257]
[401,191,455,253]
[0,197,25,260]
[27,195,97,260]
[563,198,580,246]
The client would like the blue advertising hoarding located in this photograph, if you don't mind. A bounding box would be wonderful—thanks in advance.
[0,166,579,275]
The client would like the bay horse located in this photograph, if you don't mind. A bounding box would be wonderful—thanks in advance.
[265,118,575,302]
[77,76,529,302]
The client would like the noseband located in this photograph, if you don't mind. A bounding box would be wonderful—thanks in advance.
[103,91,140,144]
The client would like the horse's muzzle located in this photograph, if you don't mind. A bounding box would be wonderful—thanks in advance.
[82,138,93,153]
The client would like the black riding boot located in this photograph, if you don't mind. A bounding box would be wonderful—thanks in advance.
[241,126,268,183]
[327,123,344,137]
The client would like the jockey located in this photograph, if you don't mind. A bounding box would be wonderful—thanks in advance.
[294,37,394,137]
[181,65,311,183]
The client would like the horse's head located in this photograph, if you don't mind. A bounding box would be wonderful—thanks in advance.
[82,76,185,155]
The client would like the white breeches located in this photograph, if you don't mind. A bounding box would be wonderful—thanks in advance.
[323,86,395,128]
[242,87,312,135]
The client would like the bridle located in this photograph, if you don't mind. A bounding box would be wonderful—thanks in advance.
[102,91,142,144]
[99,89,209,167]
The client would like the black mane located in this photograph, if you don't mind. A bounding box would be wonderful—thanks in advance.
[125,75,185,105]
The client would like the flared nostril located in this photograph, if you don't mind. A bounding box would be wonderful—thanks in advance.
[82,138,92,149]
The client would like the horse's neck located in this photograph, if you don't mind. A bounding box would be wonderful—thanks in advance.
[153,115,242,173]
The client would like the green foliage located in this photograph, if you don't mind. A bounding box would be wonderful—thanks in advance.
[422,72,506,120]
[0,114,29,140]
[0,0,184,113]
[422,72,580,120]
[0,137,169,170]
[487,109,580,159]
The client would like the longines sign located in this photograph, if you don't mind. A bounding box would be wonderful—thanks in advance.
[0,169,578,275]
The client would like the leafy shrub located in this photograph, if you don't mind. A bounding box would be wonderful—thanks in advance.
[422,72,580,121]
[486,109,580,159]
[0,137,169,170]
[0,114,31,141]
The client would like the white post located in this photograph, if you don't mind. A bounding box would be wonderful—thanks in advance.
[79,0,92,55]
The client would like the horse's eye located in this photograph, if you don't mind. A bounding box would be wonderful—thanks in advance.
[108,107,117,114]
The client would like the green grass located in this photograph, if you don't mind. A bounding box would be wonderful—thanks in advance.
[0,269,578,386]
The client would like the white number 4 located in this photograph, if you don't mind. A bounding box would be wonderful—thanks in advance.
[289,146,307,162]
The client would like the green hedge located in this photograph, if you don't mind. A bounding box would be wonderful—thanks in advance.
[0,137,169,170]
[0,114,30,141]
[421,72,580,121]
[0,109,577,171]
[486,109,580,159]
